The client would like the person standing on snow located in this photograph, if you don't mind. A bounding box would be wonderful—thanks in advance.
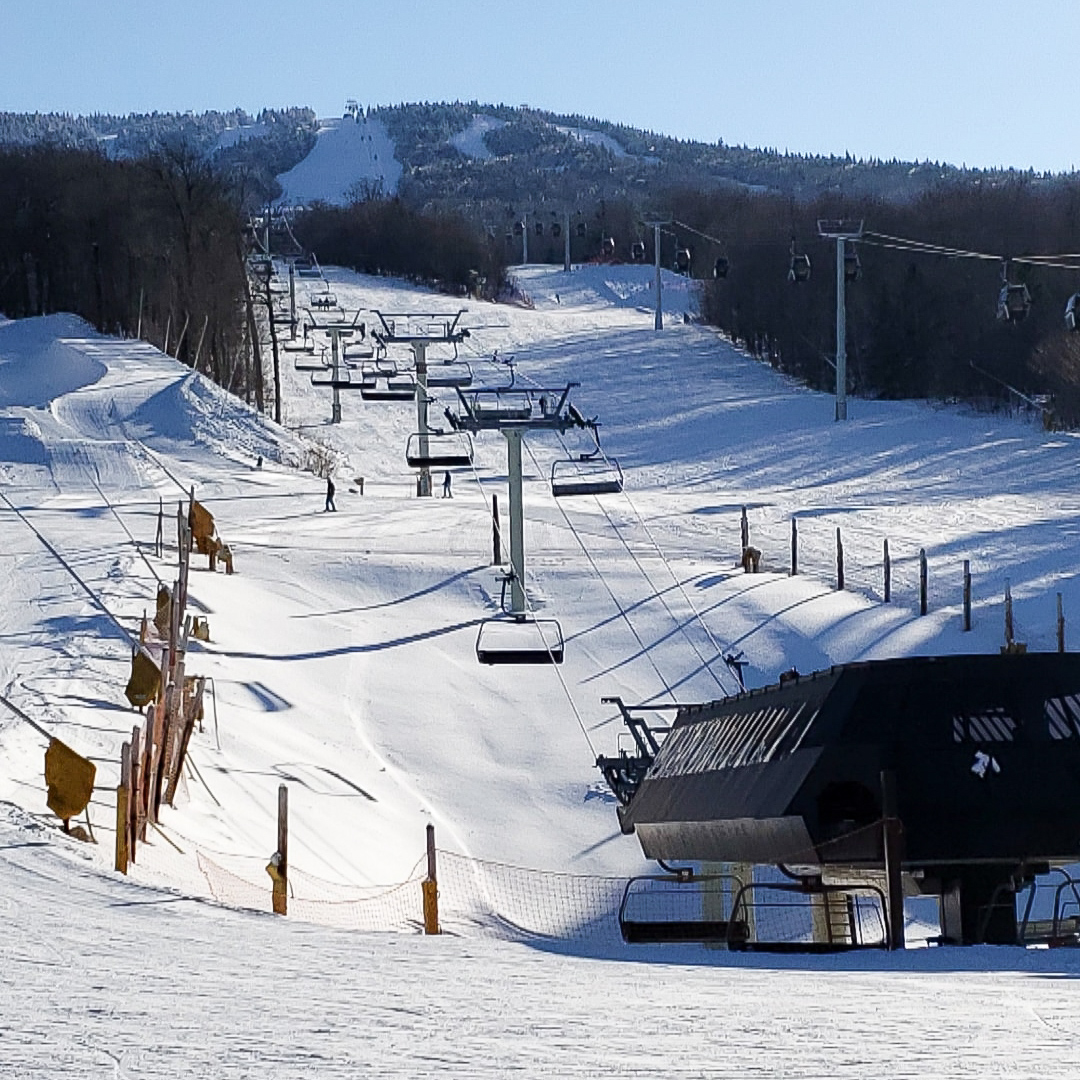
[442,470,452,498]
[325,475,337,512]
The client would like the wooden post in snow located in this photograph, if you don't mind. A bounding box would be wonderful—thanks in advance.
[919,548,928,616]
[790,517,798,576]
[116,741,131,874]
[962,560,972,632]
[883,539,891,603]
[1058,592,1066,653]
[835,527,844,591]
[155,498,164,559]
[268,784,288,916]
[492,493,502,566]
[130,724,142,856]
[423,823,440,935]
[1004,581,1014,650]
[740,506,749,554]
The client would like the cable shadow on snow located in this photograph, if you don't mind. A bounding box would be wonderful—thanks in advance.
[289,566,486,618]
[204,616,487,662]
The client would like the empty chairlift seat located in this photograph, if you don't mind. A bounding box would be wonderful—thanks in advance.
[405,432,473,469]
[426,362,473,388]
[475,615,564,665]
[551,455,623,497]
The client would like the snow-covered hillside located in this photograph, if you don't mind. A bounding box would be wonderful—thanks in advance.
[3,263,1080,1075]
[275,113,401,206]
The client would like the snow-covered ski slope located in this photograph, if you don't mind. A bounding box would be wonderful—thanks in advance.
[275,113,402,205]
[3,264,1080,1076]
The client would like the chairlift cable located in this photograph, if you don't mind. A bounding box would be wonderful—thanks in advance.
[521,439,675,702]
[577,451,738,696]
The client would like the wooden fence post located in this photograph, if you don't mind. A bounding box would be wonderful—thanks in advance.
[155,497,164,559]
[963,560,972,631]
[835,527,844,591]
[1058,592,1066,653]
[883,539,891,602]
[1004,581,1014,649]
[492,493,502,566]
[790,517,798,576]
[268,784,288,915]
[115,742,131,874]
[740,506,749,553]
[919,548,928,616]
[130,724,142,855]
[423,822,440,935]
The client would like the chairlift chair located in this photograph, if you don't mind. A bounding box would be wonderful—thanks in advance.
[713,255,730,279]
[311,370,364,390]
[674,247,691,274]
[551,221,562,238]
[576,220,587,239]
[535,220,544,237]
[631,240,647,262]
[1066,293,1080,332]
[997,283,1031,322]
[426,362,474,388]
[405,431,474,469]
[618,871,747,944]
[788,252,811,283]
[311,293,338,310]
[844,247,862,282]
[475,613,565,665]
[360,377,416,401]
[600,237,616,259]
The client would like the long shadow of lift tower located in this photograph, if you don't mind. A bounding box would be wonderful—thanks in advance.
[448,374,611,665]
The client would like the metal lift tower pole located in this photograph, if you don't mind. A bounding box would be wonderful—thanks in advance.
[505,429,527,613]
[289,264,296,341]
[817,219,863,421]
[329,327,342,424]
[643,218,670,331]
[564,210,571,272]
[413,340,431,496]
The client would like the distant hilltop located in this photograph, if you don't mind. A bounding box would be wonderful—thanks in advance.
[0,99,1061,215]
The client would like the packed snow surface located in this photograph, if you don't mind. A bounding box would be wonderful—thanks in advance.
[2,262,1080,1075]
[449,113,507,160]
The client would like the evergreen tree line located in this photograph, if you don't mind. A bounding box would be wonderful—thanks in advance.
[570,181,1080,425]
[293,199,507,296]
[0,144,262,401]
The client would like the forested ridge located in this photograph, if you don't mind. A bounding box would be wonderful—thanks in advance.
[3,103,1080,426]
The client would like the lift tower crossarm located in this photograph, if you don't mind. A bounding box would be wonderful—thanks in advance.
[369,308,473,495]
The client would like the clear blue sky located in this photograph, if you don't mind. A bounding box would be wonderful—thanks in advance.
[6,0,1079,173]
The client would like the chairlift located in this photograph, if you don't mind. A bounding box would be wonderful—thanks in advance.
[476,613,564,665]
[311,370,365,390]
[674,247,691,274]
[311,293,338,310]
[788,253,811,283]
[551,456,623,498]
[284,337,315,354]
[600,236,616,259]
[618,871,747,944]
[713,255,730,279]
[513,220,524,237]
[294,353,328,372]
[631,240,647,262]
[535,221,544,237]
[576,220,587,239]
[1066,293,1080,332]
[462,388,533,422]
[997,283,1031,322]
[405,431,474,469]
[360,377,416,401]
[551,221,562,239]
[844,247,862,282]
[426,362,473,388]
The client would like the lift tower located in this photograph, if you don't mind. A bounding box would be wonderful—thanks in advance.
[817,219,864,421]
[372,310,471,496]
[450,380,596,663]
